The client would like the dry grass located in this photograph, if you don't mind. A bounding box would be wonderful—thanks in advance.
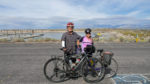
[0,38,9,42]
[0,29,150,43]
[11,38,25,42]
[26,38,60,42]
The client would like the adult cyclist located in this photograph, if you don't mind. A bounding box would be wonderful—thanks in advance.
[61,22,81,67]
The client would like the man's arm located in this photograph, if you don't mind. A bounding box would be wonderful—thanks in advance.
[62,41,65,48]
[61,33,67,51]
[61,33,66,47]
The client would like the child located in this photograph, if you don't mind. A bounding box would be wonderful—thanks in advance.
[80,28,94,53]
[70,28,94,69]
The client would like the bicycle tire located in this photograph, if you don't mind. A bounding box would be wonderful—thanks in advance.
[81,57,105,83]
[43,58,67,83]
[105,58,118,78]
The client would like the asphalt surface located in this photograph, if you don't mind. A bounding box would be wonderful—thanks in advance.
[0,42,150,84]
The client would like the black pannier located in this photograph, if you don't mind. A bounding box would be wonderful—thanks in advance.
[84,45,95,54]
[103,51,113,65]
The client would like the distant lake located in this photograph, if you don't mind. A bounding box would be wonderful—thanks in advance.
[0,32,96,40]
[41,32,95,40]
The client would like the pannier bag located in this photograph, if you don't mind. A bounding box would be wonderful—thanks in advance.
[103,51,113,65]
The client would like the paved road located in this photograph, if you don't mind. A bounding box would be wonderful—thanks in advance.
[0,43,150,84]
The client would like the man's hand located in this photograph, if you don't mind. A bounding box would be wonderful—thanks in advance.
[60,47,67,51]
[63,48,67,51]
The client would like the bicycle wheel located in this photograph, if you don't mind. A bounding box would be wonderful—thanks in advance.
[105,58,118,78]
[81,58,105,83]
[43,58,67,83]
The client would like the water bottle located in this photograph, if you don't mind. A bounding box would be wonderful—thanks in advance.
[69,60,74,68]
[69,60,72,65]
[76,58,80,64]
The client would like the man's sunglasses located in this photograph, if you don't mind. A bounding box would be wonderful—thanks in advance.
[67,26,74,28]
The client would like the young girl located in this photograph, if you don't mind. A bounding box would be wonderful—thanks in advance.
[71,28,94,69]
[80,28,94,53]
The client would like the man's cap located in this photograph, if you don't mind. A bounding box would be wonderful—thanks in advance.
[67,22,74,27]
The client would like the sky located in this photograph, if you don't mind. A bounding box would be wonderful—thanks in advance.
[0,0,150,29]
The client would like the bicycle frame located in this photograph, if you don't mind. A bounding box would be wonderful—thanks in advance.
[72,54,88,71]
[64,52,101,73]
[63,52,88,71]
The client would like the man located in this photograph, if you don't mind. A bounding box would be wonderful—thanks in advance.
[61,22,81,68]
[61,22,81,54]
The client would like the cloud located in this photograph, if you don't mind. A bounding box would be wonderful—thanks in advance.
[0,0,150,29]
[126,11,141,17]
[0,0,108,19]
[0,16,150,29]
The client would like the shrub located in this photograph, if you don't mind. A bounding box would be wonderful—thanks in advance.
[148,39,150,43]
[27,38,59,42]
[119,37,124,42]
[108,37,115,42]
[12,38,25,42]
[0,38,9,42]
